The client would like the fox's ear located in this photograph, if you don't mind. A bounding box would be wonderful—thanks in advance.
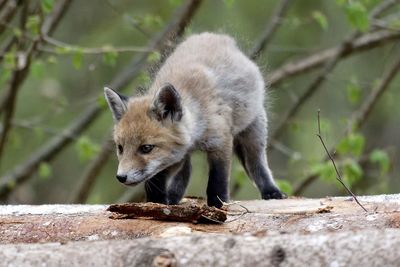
[151,83,182,122]
[104,87,129,121]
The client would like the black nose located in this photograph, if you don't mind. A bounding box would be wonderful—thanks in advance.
[116,174,127,183]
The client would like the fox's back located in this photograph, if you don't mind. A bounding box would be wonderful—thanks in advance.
[151,32,266,135]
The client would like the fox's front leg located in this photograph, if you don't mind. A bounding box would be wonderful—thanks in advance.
[144,171,169,204]
[206,139,232,208]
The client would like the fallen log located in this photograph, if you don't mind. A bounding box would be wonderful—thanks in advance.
[0,194,399,244]
[1,229,400,266]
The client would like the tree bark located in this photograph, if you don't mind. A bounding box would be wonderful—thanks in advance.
[1,194,399,244]
[0,195,399,266]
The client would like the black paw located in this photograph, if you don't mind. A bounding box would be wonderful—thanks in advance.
[207,196,226,209]
[262,190,287,200]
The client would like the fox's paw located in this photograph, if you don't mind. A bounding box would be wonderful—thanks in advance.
[262,190,287,200]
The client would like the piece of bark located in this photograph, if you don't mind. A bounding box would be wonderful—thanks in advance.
[107,200,227,223]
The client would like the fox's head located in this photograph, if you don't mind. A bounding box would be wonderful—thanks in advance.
[104,84,191,185]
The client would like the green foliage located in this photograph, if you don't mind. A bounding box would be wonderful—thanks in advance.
[336,133,365,157]
[311,161,337,183]
[75,136,100,162]
[12,27,22,38]
[346,77,361,105]
[26,15,41,35]
[138,71,151,84]
[369,149,390,175]
[38,162,52,179]
[168,0,183,6]
[3,52,16,70]
[47,56,57,64]
[0,69,11,84]
[312,11,328,31]
[31,60,45,79]
[102,50,119,66]
[342,1,369,32]
[319,118,332,134]
[55,46,72,54]
[342,159,363,186]
[72,50,83,70]
[138,14,163,29]
[276,179,293,195]
[223,0,235,8]
[147,51,161,63]
[97,95,108,109]
[41,0,55,14]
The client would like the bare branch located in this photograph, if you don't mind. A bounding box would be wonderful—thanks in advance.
[294,53,400,195]
[316,110,368,212]
[369,0,399,19]
[349,54,400,131]
[40,35,155,54]
[0,0,203,201]
[249,0,291,60]
[268,30,400,87]
[270,32,358,142]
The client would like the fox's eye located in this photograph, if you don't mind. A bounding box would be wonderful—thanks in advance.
[117,144,123,154]
[139,144,154,154]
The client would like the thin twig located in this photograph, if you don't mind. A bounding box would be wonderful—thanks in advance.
[41,35,155,54]
[316,110,368,212]
[249,0,291,60]
[294,53,400,195]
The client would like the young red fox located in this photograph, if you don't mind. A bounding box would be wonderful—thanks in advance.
[104,32,284,208]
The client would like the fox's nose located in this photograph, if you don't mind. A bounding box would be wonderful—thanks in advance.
[116,174,127,183]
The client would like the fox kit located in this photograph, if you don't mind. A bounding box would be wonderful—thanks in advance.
[104,32,284,208]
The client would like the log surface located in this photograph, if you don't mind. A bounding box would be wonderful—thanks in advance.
[1,194,400,266]
[1,195,400,244]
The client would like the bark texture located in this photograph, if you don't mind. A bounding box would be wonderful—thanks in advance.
[0,194,400,266]
[0,229,400,267]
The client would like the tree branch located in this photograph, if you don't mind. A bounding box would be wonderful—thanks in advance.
[40,34,155,54]
[0,0,203,202]
[249,0,291,60]
[294,53,400,195]
[270,32,358,143]
[268,30,400,87]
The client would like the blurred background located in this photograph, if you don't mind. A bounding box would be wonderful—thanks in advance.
[0,0,399,204]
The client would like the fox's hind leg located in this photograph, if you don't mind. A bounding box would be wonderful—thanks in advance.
[234,113,284,200]
[167,155,192,205]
